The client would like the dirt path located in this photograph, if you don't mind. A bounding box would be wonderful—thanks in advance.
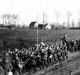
[68,51,80,57]
[31,51,80,75]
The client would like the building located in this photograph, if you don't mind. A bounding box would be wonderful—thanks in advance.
[45,24,51,29]
[29,21,37,29]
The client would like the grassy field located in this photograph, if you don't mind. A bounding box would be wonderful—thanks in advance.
[0,28,80,48]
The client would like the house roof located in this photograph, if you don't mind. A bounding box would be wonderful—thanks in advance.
[29,21,37,25]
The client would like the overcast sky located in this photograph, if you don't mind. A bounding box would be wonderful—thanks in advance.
[0,0,80,26]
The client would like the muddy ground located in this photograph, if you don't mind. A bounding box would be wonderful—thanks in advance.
[25,52,80,75]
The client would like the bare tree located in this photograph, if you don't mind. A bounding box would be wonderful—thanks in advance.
[78,18,80,27]
[2,14,7,25]
[2,14,12,25]
[55,11,60,27]
[2,14,19,25]
[63,21,65,27]
[72,19,74,27]
[12,14,19,25]
[67,11,72,27]
[77,10,80,27]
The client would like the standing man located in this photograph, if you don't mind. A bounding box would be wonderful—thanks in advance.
[3,51,13,75]
[62,33,68,41]
[61,33,69,50]
[61,33,68,45]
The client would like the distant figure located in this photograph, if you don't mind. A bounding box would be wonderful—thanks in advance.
[63,34,68,41]
[62,33,68,41]
[61,33,68,46]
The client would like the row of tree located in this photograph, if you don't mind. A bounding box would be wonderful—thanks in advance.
[1,10,80,28]
[1,14,19,25]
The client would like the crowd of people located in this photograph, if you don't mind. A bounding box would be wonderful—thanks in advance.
[1,34,80,75]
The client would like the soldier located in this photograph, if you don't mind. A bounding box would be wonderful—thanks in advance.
[3,51,13,75]
[61,33,68,46]
[62,33,68,41]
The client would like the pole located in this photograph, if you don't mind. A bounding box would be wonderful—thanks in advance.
[42,12,44,43]
[55,11,60,27]
[67,11,72,27]
[37,13,38,45]
[68,12,69,27]
[57,16,58,27]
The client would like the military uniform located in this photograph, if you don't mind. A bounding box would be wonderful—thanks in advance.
[61,34,68,46]
[3,52,13,75]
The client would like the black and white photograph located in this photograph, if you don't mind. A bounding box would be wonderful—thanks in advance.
[0,0,80,75]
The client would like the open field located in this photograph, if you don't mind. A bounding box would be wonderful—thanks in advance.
[0,28,80,48]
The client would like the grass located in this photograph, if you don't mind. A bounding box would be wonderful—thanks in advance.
[0,28,80,48]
